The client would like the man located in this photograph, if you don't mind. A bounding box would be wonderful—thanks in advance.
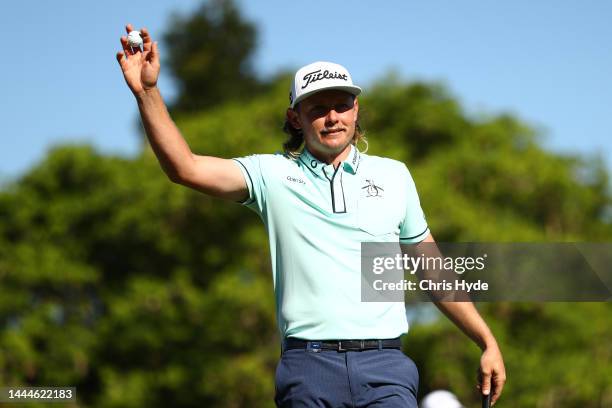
[116,24,506,407]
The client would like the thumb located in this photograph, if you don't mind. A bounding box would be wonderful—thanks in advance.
[150,41,159,63]
[480,370,492,395]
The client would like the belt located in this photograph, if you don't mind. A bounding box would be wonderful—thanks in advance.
[283,337,402,352]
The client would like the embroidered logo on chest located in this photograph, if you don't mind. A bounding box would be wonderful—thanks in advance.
[362,179,384,198]
[286,175,306,185]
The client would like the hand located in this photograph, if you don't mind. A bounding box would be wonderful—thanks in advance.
[477,343,506,406]
[116,23,159,95]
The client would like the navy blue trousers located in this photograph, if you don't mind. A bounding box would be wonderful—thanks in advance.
[274,344,419,407]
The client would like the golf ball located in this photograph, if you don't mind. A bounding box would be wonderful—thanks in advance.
[127,30,143,48]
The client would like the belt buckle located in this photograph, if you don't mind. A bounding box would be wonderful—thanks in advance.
[307,341,322,353]
[337,340,346,352]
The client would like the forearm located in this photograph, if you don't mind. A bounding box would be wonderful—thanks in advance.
[436,301,506,402]
[408,236,497,350]
[135,87,194,179]
[434,301,497,350]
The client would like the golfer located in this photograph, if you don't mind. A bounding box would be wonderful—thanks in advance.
[116,24,506,407]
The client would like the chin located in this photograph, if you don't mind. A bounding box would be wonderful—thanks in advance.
[320,136,351,150]
[319,142,346,154]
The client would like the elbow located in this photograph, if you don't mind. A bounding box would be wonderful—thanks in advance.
[167,171,184,184]
[164,159,195,185]
[165,166,188,185]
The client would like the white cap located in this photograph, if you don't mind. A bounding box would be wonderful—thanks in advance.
[420,390,464,408]
[289,61,362,108]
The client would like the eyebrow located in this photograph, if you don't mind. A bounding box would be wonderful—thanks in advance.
[309,99,354,109]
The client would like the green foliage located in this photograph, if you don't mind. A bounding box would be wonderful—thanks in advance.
[162,0,265,113]
[0,145,276,406]
[1,61,611,408]
[408,303,612,407]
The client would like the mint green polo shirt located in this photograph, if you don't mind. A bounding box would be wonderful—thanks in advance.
[233,145,429,340]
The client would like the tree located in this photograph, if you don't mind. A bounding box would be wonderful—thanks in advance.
[163,0,264,113]
[1,75,610,407]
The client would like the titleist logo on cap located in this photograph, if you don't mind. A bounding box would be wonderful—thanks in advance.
[301,69,348,89]
[289,61,361,108]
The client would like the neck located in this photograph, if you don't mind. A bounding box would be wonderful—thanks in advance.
[307,143,352,168]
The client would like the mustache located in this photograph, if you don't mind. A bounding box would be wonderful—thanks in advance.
[321,127,346,134]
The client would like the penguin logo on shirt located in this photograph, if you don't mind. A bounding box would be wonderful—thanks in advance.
[362,179,384,198]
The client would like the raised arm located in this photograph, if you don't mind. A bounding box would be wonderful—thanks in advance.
[115,23,248,202]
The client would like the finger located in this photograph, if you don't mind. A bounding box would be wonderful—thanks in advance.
[141,27,152,53]
[491,376,505,405]
[131,43,143,54]
[476,369,483,390]
[120,36,134,56]
[480,370,492,396]
[145,41,159,65]
[125,23,134,35]
[151,41,159,64]
[116,51,127,68]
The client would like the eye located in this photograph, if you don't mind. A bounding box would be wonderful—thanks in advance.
[309,106,328,118]
[335,103,350,113]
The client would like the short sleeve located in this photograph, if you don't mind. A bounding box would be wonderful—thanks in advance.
[399,165,429,243]
[232,155,266,217]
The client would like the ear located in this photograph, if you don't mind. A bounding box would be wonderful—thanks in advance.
[286,108,302,130]
[353,97,359,121]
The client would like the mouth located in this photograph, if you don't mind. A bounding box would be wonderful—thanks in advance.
[322,128,344,136]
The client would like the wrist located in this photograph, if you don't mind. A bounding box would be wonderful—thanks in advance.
[480,335,499,352]
[134,86,159,102]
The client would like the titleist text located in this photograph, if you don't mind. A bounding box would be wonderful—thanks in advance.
[302,69,348,89]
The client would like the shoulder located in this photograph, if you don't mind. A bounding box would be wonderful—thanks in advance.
[235,152,296,168]
[265,153,299,173]
[359,152,411,175]
[233,153,299,182]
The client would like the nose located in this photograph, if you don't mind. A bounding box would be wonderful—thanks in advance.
[325,107,339,126]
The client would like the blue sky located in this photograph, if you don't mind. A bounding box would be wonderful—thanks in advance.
[1,1,611,181]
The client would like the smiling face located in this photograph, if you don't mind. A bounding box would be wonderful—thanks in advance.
[287,90,359,163]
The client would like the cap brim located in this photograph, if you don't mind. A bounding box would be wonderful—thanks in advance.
[291,85,362,108]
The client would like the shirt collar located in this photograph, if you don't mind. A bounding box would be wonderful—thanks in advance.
[299,145,361,178]
[343,144,361,174]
